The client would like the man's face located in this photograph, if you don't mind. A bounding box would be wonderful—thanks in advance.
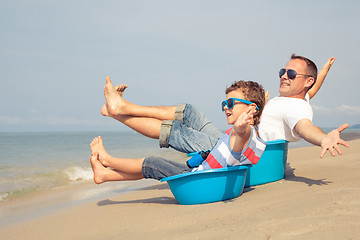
[279,59,313,98]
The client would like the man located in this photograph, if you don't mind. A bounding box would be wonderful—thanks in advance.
[101,55,349,157]
[258,54,349,158]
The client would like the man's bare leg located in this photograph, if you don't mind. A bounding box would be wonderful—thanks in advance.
[102,76,176,120]
[100,84,128,117]
[101,89,163,138]
[110,115,164,139]
[100,76,178,139]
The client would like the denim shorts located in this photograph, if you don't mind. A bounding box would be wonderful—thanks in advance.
[159,104,223,153]
[142,156,192,180]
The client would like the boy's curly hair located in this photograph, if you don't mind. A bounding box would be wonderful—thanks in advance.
[225,80,265,126]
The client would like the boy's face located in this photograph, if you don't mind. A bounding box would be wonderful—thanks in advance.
[224,89,255,125]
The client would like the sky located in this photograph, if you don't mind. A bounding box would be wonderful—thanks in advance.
[1,0,360,132]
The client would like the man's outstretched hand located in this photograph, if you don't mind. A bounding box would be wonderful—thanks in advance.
[320,123,350,158]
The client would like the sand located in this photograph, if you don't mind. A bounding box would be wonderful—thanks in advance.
[1,139,359,240]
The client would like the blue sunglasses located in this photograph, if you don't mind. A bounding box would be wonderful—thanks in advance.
[221,98,259,111]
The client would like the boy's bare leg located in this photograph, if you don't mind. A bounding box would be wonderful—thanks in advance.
[90,136,145,174]
[102,76,176,120]
[90,153,143,184]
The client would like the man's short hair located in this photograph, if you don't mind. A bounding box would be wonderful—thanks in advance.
[291,54,318,90]
[225,80,265,126]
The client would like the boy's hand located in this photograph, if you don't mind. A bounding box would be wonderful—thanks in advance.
[234,106,256,135]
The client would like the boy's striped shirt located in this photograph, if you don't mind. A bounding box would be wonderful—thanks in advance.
[194,126,267,171]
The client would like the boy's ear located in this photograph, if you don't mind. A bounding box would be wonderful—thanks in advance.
[249,103,257,111]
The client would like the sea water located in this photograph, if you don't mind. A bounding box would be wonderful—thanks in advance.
[0,131,186,201]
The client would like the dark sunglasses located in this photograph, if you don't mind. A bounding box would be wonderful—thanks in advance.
[279,68,313,80]
[221,98,259,111]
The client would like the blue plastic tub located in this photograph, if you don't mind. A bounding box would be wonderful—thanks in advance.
[161,165,250,205]
[245,140,288,187]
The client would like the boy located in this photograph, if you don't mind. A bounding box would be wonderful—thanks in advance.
[90,81,267,183]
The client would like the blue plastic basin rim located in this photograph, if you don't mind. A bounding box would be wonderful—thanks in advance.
[160,165,251,182]
[186,140,288,157]
[266,139,288,145]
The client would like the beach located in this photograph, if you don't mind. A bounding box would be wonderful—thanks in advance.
[0,138,359,240]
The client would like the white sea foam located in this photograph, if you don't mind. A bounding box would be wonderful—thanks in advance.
[63,166,94,181]
[0,193,8,201]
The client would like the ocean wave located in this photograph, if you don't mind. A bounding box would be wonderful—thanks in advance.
[0,165,94,201]
[63,166,93,181]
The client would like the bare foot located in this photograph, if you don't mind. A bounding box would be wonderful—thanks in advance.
[90,136,111,167]
[101,83,128,116]
[90,152,106,184]
[101,76,129,117]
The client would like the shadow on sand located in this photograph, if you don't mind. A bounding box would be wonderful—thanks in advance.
[97,182,256,206]
[285,163,332,186]
[97,163,331,206]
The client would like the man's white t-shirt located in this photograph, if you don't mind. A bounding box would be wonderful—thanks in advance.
[258,95,313,142]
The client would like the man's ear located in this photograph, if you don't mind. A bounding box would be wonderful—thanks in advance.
[305,77,315,88]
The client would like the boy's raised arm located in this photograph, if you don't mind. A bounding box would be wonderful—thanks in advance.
[233,106,256,135]
[232,106,256,152]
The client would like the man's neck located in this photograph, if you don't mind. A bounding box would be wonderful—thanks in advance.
[279,92,306,99]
